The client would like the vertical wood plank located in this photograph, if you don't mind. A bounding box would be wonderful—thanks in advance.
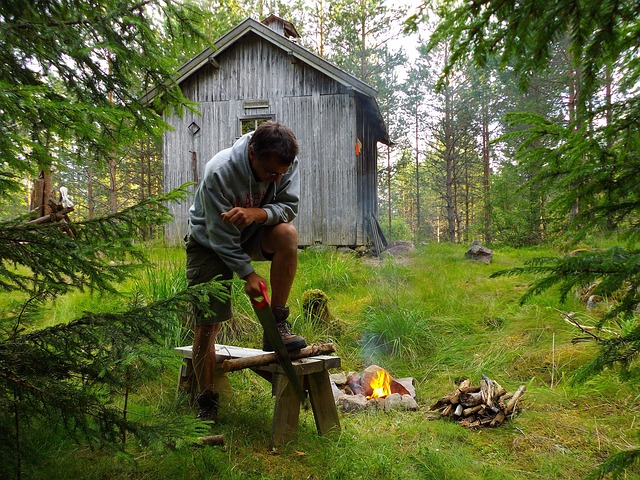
[306,370,341,436]
[271,373,302,444]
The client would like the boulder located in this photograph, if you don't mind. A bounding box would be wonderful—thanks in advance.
[346,371,363,395]
[465,240,493,264]
[360,364,389,397]
[337,393,368,413]
[384,393,419,412]
[394,377,416,397]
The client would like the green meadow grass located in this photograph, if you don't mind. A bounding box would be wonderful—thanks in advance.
[14,242,640,479]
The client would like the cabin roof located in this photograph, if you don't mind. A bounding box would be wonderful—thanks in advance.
[143,17,390,145]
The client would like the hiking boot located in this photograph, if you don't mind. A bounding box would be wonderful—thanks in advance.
[196,390,219,421]
[262,306,307,352]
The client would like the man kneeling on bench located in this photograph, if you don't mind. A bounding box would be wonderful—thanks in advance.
[185,122,307,421]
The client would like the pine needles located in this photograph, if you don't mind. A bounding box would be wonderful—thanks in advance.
[0,188,232,478]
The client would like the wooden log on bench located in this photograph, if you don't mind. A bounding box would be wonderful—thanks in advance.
[28,203,74,224]
[221,343,336,372]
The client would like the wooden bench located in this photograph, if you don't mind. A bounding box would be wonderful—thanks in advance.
[175,344,341,444]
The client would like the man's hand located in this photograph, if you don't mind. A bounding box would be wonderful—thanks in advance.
[243,272,267,299]
[221,207,267,228]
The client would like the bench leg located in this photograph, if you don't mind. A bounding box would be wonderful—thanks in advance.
[306,370,340,435]
[213,368,233,409]
[271,373,302,444]
[177,359,232,407]
[177,358,198,405]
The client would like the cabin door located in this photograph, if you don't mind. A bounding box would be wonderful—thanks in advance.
[283,93,356,246]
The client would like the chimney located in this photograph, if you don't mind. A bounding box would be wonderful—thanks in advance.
[261,14,300,40]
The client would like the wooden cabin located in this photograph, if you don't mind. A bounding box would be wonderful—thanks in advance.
[150,16,390,248]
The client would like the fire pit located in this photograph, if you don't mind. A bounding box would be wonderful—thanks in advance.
[330,364,419,412]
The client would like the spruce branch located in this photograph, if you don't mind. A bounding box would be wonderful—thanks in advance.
[572,323,640,384]
[493,248,640,384]
[0,185,192,297]
[587,444,640,480]
[492,248,640,310]
[0,282,228,451]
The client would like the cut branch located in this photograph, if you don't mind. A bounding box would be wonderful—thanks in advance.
[27,207,74,224]
[221,343,336,372]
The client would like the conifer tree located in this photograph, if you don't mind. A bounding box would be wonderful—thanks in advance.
[0,1,227,477]
[409,0,640,476]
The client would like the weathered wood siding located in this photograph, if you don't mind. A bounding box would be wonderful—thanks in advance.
[355,96,379,245]
[163,33,370,246]
[282,93,357,245]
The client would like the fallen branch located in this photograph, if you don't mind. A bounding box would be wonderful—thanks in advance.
[27,206,75,224]
[562,312,618,344]
[198,435,225,446]
[504,384,526,415]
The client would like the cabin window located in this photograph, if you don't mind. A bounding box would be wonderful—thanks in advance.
[239,115,274,135]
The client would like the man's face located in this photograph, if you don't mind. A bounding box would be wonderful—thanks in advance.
[249,147,291,182]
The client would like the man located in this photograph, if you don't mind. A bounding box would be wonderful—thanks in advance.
[186,121,307,421]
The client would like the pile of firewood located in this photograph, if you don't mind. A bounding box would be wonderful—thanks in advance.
[429,375,526,428]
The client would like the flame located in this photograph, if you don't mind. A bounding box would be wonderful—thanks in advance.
[368,369,392,399]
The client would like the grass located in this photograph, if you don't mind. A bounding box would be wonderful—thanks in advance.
[12,242,640,479]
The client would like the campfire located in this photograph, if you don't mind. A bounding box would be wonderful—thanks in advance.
[330,364,418,412]
[368,369,391,399]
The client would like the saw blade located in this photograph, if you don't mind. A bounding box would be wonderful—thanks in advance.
[251,281,306,402]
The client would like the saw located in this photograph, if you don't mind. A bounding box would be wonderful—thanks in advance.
[250,281,306,402]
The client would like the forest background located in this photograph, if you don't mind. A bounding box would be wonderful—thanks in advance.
[2,0,640,479]
[0,0,591,247]
[4,0,634,250]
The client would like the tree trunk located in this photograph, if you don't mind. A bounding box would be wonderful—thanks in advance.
[30,169,53,217]
[87,165,95,219]
[442,45,456,242]
[481,96,492,244]
[359,0,366,81]
[30,176,45,216]
[319,0,325,57]
[444,99,456,240]
[108,157,117,213]
[415,109,420,238]
[30,130,54,216]
[387,144,392,239]
[464,161,470,243]
[566,39,583,222]
[604,62,615,231]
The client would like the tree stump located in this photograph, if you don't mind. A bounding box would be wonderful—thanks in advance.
[302,289,332,325]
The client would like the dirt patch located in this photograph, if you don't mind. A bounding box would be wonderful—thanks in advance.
[363,241,417,267]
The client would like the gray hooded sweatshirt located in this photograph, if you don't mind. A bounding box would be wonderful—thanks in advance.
[188,132,300,279]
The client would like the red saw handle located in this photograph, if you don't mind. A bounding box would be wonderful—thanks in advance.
[250,280,270,310]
